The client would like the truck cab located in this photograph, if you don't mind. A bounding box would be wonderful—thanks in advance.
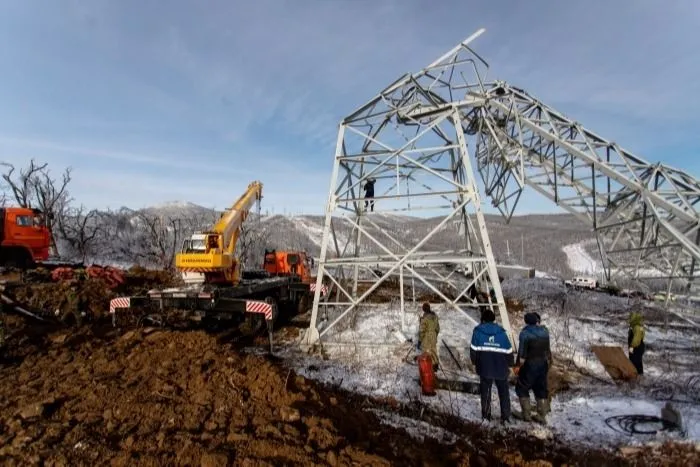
[0,207,51,268]
[263,249,311,283]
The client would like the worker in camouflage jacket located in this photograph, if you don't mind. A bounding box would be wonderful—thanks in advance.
[470,309,514,422]
[628,311,645,375]
[58,282,83,327]
[418,302,440,370]
[515,312,552,423]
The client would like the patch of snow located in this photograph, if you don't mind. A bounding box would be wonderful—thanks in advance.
[280,278,700,449]
[291,215,350,252]
[562,241,599,275]
[149,200,205,210]
[368,409,458,444]
[562,241,665,279]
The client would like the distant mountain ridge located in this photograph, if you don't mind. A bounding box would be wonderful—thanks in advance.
[136,202,593,278]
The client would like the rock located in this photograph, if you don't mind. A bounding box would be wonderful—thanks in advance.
[620,447,643,456]
[283,424,300,437]
[120,330,137,341]
[226,432,248,443]
[329,397,338,406]
[280,406,300,423]
[17,402,46,420]
[326,450,338,466]
[123,436,135,449]
[50,334,68,344]
[201,452,229,467]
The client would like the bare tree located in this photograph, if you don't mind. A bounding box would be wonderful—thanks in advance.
[237,217,271,268]
[1,159,72,255]
[56,205,103,262]
[136,213,183,270]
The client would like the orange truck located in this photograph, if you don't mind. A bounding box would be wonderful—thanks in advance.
[263,249,313,283]
[0,207,51,268]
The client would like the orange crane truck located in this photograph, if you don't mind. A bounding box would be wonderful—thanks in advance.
[108,182,326,341]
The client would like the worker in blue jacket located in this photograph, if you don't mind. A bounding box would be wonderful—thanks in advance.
[515,312,552,423]
[470,309,514,423]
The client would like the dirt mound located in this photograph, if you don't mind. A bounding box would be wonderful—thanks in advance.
[0,328,696,466]
[2,267,180,322]
[5,280,116,320]
[0,329,497,466]
[121,266,182,295]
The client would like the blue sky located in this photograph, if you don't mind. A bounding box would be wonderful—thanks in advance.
[0,0,698,214]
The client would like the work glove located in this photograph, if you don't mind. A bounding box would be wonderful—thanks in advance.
[629,347,634,354]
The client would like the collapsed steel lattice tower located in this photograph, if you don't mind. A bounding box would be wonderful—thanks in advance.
[303,28,700,346]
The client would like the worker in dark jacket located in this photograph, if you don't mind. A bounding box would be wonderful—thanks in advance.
[418,302,440,370]
[363,178,376,212]
[515,312,552,423]
[470,309,514,422]
[628,312,645,375]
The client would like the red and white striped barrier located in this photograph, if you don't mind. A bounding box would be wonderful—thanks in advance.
[109,297,131,314]
[245,300,273,320]
[309,283,328,296]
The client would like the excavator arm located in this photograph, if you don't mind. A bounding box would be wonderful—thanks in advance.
[175,181,263,286]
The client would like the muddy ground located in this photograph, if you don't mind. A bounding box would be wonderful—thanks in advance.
[0,319,698,467]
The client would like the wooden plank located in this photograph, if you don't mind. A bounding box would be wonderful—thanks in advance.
[591,345,638,381]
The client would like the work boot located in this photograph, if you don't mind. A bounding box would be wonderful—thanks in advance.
[532,399,548,424]
[518,397,532,422]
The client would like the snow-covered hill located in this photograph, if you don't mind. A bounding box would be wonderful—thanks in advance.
[59,201,596,277]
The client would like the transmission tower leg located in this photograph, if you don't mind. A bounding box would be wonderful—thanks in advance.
[452,110,514,345]
[302,125,346,347]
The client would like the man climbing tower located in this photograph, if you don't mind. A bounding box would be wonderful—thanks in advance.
[363,177,376,212]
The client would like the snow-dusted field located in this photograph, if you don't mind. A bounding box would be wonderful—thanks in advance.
[276,278,700,450]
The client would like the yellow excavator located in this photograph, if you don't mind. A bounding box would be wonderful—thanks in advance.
[175,181,263,286]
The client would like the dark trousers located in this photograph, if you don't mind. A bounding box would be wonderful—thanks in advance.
[629,343,645,375]
[515,361,549,399]
[479,377,511,420]
[364,197,374,211]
